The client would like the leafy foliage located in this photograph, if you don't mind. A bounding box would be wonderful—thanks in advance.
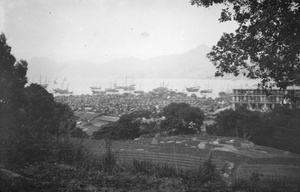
[0,33,27,137]
[23,84,75,135]
[191,0,300,90]
[93,111,153,140]
[209,105,300,153]
[118,111,151,139]
[70,127,89,138]
[1,154,291,192]
[93,122,122,140]
[212,106,261,140]
[253,106,300,153]
[160,103,205,135]
[0,33,29,168]
[0,33,27,105]
[0,33,76,168]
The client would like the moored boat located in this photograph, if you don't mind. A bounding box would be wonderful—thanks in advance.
[186,86,199,92]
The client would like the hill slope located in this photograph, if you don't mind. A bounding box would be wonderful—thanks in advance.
[27,45,217,79]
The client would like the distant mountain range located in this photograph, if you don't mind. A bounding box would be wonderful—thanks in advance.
[26,44,241,80]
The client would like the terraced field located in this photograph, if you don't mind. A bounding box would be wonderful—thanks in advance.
[81,135,300,189]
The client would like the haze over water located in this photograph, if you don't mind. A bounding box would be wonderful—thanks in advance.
[38,77,259,97]
[1,0,239,86]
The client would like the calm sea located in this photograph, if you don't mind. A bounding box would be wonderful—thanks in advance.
[38,77,259,97]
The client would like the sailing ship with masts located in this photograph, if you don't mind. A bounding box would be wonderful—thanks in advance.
[200,82,213,94]
[90,82,102,94]
[152,81,170,94]
[53,78,73,94]
[90,86,102,94]
[114,76,136,91]
[185,81,200,93]
[104,77,136,94]
[199,82,213,98]
[39,75,48,89]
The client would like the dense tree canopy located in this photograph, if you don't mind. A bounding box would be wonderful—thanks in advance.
[212,106,261,140]
[0,33,76,166]
[0,33,28,166]
[24,84,76,135]
[255,106,300,153]
[0,33,28,141]
[93,111,153,140]
[160,103,205,135]
[191,0,300,90]
[206,105,300,153]
[0,34,28,102]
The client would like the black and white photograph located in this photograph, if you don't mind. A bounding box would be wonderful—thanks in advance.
[1,0,300,191]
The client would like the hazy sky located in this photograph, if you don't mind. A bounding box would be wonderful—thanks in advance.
[0,0,237,63]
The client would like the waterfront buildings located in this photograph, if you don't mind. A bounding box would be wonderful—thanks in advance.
[232,86,300,111]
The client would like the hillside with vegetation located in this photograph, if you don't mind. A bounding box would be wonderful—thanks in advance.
[1,32,300,191]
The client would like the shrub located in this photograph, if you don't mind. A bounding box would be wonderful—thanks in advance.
[92,122,123,140]
[229,172,288,192]
[160,103,205,135]
[100,139,117,172]
[6,128,54,169]
[255,106,300,153]
[49,137,91,166]
[205,123,219,135]
[213,106,261,140]
[70,127,89,138]
[93,111,154,140]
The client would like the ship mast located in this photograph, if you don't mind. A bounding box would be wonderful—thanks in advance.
[62,78,65,89]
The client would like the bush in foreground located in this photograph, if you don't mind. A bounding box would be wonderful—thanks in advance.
[1,138,296,192]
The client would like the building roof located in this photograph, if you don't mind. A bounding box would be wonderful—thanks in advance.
[233,85,300,90]
[74,111,85,117]
[78,112,101,121]
[97,116,119,122]
[85,126,102,136]
[213,106,233,115]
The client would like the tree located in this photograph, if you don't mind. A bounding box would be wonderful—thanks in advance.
[0,33,28,131]
[214,106,261,140]
[0,33,28,167]
[0,33,28,103]
[93,111,152,140]
[93,122,122,140]
[160,103,205,135]
[0,33,77,167]
[191,0,300,90]
[255,106,300,153]
[71,127,89,138]
[118,111,152,139]
[23,83,76,135]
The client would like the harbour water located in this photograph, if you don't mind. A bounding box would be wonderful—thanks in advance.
[38,77,259,97]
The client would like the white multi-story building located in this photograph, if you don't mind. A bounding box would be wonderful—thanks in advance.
[232,86,300,111]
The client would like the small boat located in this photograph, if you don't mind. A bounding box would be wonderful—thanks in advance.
[186,86,199,92]
[105,88,119,93]
[200,89,213,94]
[53,87,73,94]
[153,87,169,93]
[90,86,102,94]
[134,90,144,94]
